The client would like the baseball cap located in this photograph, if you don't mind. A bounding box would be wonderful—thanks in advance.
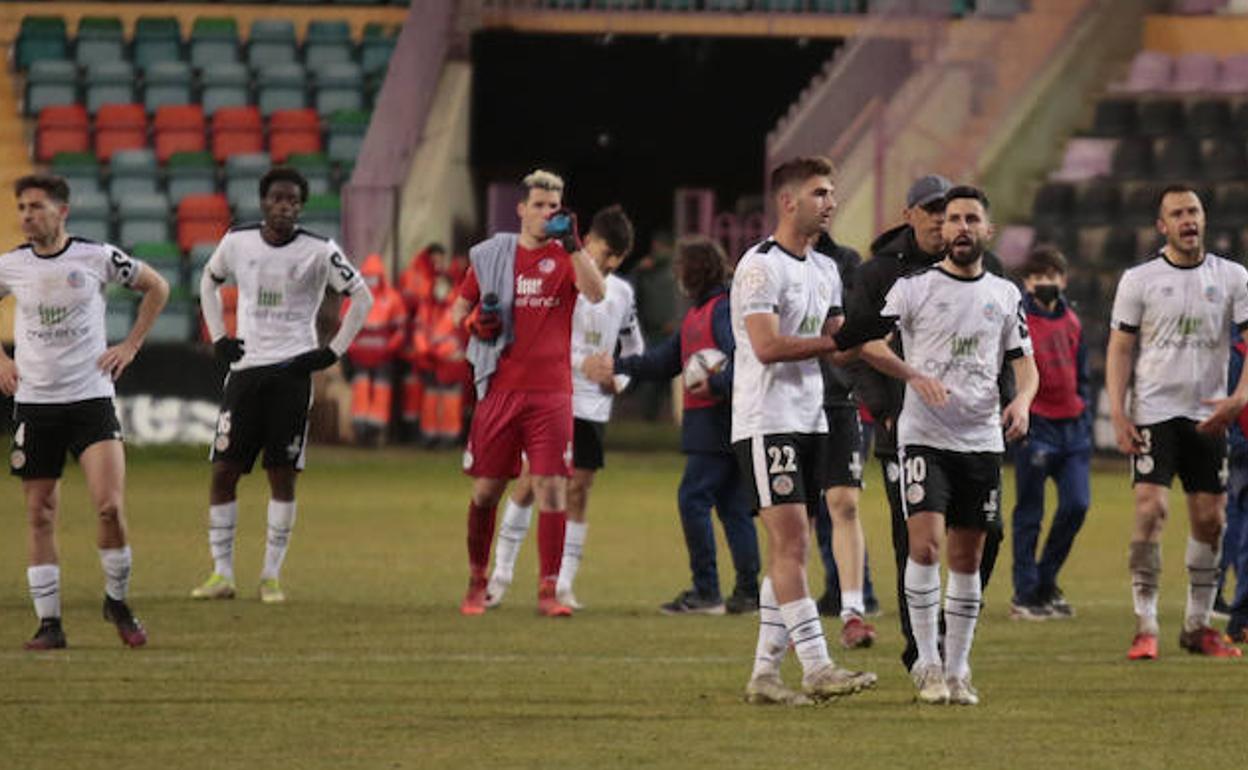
[906,174,953,209]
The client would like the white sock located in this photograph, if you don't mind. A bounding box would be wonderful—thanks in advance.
[779,597,832,675]
[261,499,297,581]
[840,588,865,621]
[1130,541,1161,635]
[27,564,61,619]
[99,546,132,601]
[905,558,943,669]
[1185,537,1221,632]
[751,577,789,679]
[944,570,982,680]
[491,501,533,583]
[556,520,587,594]
[209,501,238,580]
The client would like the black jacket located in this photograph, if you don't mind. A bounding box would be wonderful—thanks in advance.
[814,233,862,409]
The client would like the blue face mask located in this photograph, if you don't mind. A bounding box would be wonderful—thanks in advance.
[1032,284,1060,305]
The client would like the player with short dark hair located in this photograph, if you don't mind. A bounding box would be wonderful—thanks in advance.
[191,167,374,604]
[1009,245,1092,621]
[734,156,879,704]
[485,205,641,610]
[454,169,607,617]
[1107,183,1248,660]
[863,185,1038,705]
[5,174,171,650]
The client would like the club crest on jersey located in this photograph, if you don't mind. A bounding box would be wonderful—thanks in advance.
[1136,455,1155,475]
[983,302,999,321]
[517,276,543,296]
[539,258,556,275]
[906,483,924,505]
[66,270,85,289]
[771,474,794,496]
[1205,285,1220,303]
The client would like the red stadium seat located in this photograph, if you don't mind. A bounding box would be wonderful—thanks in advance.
[94,103,147,162]
[176,193,231,252]
[211,105,263,162]
[268,108,321,163]
[154,105,206,162]
[36,104,90,162]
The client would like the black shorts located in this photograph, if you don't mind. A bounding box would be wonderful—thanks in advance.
[210,364,312,473]
[734,432,827,511]
[10,398,123,480]
[572,418,606,471]
[899,444,1002,530]
[824,405,864,489]
[1131,417,1228,494]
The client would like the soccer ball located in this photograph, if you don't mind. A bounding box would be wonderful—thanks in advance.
[683,348,728,389]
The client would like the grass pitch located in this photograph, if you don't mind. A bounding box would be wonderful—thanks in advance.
[0,437,1245,770]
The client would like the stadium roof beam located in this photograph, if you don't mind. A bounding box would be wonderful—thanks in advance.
[476,10,938,41]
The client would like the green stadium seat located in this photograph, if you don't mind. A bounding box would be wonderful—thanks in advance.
[200,62,252,117]
[108,149,160,200]
[25,59,78,117]
[314,62,364,117]
[17,16,69,71]
[117,192,172,249]
[147,288,196,343]
[134,17,183,70]
[75,16,125,68]
[287,152,332,195]
[52,151,103,195]
[258,63,308,117]
[167,151,219,204]
[302,193,340,241]
[304,20,354,67]
[85,61,137,114]
[224,152,270,210]
[68,190,113,243]
[144,61,195,113]
[326,109,370,165]
[248,19,298,69]
[190,17,241,69]
[105,285,135,343]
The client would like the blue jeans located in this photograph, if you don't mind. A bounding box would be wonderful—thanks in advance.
[1011,416,1092,603]
[677,452,760,600]
[1225,453,1248,634]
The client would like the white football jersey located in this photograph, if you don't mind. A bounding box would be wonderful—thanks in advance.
[884,266,1032,453]
[0,237,144,404]
[1110,251,1248,424]
[571,273,643,423]
[206,226,363,370]
[731,238,842,441]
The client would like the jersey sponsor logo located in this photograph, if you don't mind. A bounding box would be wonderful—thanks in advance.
[38,303,70,326]
[1177,315,1203,335]
[584,329,603,346]
[798,315,823,334]
[515,274,561,309]
[66,270,85,289]
[257,288,284,308]
[950,335,979,357]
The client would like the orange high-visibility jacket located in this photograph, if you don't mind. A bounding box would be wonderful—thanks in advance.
[343,253,406,369]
